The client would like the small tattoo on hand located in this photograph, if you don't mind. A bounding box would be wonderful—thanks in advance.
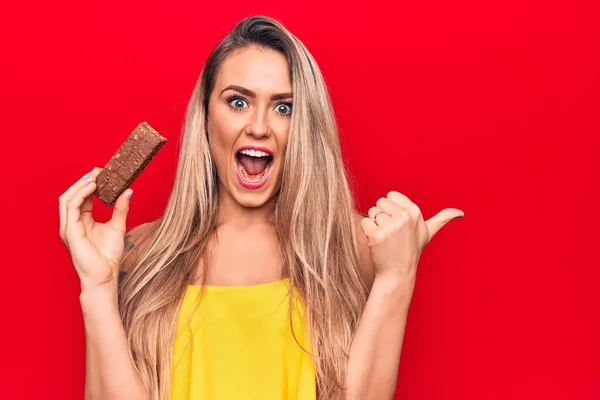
[124,235,135,252]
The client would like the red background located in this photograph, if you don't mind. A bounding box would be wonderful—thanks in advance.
[1,0,598,399]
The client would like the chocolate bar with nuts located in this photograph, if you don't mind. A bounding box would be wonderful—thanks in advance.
[94,122,167,206]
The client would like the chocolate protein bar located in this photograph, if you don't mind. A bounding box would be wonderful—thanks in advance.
[94,122,167,206]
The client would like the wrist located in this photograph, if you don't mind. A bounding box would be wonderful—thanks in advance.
[80,276,118,296]
[79,284,119,311]
[374,268,415,287]
[372,272,415,300]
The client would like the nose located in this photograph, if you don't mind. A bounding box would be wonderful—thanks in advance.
[247,108,270,139]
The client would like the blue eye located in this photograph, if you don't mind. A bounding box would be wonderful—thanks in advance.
[227,96,249,111]
[275,102,293,116]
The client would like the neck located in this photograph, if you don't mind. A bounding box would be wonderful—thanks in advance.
[216,187,277,229]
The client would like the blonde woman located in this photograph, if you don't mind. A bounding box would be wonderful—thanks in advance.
[59,15,464,400]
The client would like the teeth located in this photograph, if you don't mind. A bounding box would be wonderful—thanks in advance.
[239,149,271,158]
[238,162,270,182]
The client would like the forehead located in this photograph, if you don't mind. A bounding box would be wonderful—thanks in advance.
[215,46,292,93]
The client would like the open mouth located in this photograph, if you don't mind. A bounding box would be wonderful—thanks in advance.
[235,148,274,187]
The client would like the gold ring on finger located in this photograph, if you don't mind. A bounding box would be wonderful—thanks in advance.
[374,210,386,224]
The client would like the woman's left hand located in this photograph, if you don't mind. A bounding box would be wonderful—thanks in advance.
[360,191,464,287]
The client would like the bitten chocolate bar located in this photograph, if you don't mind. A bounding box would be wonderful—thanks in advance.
[94,122,167,206]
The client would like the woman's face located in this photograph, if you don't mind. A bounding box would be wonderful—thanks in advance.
[207,46,292,209]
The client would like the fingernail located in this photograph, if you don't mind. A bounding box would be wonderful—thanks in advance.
[84,174,91,180]
[86,181,93,186]
[455,215,464,219]
[127,192,133,201]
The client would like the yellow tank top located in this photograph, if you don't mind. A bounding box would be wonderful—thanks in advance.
[170,278,316,400]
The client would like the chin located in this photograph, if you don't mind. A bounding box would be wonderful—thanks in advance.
[234,191,276,209]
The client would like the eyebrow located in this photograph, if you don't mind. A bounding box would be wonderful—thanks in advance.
[220,85,293,101]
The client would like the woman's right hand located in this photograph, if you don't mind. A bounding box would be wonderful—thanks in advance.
[59,167,133,292]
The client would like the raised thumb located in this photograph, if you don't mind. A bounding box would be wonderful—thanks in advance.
[425,208,464,242]
[108,189,133,233]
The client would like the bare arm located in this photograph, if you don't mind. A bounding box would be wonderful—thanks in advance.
[345,193,462,399]
[81,224,152,400]
[344,213,414,400]
[81,284,148,400]
[345,276,412,399]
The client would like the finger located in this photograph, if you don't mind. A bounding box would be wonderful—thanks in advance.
[65,180,98,242]
[425,208,464,241]
[360,216,379,238]
[368,206,392,226]
[376,197,407,218]
[59,168,101,241]
[80,194,95,234]
[386,191,420,217]
[107,189,133,234]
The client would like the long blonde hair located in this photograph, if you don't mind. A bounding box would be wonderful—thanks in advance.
[119,15,368,399]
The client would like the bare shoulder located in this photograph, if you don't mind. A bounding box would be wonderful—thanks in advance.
[120,221,158,274]
[353,211,375,289]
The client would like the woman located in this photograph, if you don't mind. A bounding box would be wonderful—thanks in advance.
[59,15,463,400]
